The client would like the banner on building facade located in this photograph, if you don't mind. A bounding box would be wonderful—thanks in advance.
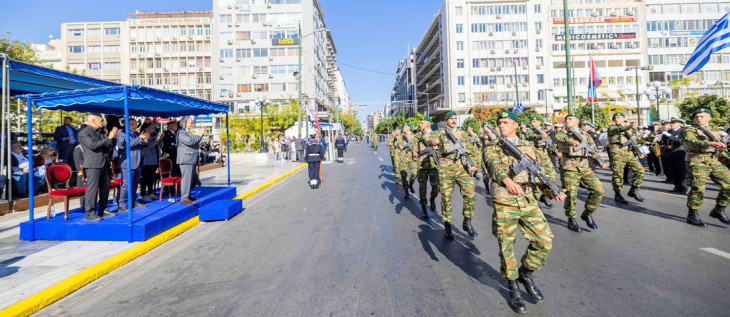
[272,38,300,46]
[554,33,636,41]
[552,16,637,24]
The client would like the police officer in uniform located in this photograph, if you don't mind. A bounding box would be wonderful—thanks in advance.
[306,133,323,189]
[485,111,567,313]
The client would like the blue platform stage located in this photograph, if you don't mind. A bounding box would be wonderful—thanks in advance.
[19,186,236,242]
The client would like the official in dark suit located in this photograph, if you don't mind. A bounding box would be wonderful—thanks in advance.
[117,119,151,212]
[79,113,119,221]
[306,133,323,189]
[177,116,204,204]
[295,137,306,162]
[162,121,181,177]
[54,117,79,167]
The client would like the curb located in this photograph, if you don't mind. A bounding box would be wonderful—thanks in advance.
[0,163,307,317]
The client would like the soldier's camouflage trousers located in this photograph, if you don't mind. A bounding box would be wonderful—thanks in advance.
[533,148,555,201]
[398,157,418,190]
[418,166,439,205]
[492,195,553,280]
[439,164,476,223]
[561,167,605,218]
[610,150,644,192]
[687,160,730,210]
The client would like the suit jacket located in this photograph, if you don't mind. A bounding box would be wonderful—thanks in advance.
[73,145,83,171]
[143,139,161,166]
[78,125,114,169]
[162,129,178,156]
[54,125,79,152]
[295,138,306,151]
[116,131,147,170]
[176,128,203,166]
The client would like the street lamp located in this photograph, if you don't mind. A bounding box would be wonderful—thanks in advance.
[643,81,672,121]
[255,97,268,153]
[539,88,553,122]
[625,65,653,126]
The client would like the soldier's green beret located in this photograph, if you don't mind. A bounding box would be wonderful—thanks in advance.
[566,113,581,120]
[530,116,542,122]
[612,112,625,119]
[444,111,457,120]
[693,108,712,117]
[394,125,402,130]
[421,117,433,124]
[498,111,519,122]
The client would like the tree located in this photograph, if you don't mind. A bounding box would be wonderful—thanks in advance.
[472,105,506,126]
[677,94,730,129]
[574,102,610,129]
[0,31,37,63]
[461,116,480,129]
[517,109,541,124]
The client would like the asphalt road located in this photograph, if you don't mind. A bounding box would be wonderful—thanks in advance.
[38,143,730,317]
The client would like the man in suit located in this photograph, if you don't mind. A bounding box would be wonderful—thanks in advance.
[162,121,180,176]
[177,116,205,205]
[295,136,306,162]
[54,117,79,167]
[10,141,45,197]
[117,119,151,212]
[79,113,119,221]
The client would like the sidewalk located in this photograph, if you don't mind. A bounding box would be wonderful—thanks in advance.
[0,153,303,311]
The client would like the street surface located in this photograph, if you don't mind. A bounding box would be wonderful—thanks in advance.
[38,144,730,316]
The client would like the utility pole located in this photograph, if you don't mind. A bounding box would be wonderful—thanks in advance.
[563,0,574,114]
[297,22,303,138]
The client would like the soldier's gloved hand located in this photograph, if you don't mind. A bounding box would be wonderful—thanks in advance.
[503,178,524,195]
[550,189,567,202]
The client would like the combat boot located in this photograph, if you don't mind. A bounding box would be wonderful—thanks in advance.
[507,279,527,314]
[686,209,708,227]
[567,218,582,232]
[421,204,429,219]
[614,192,629,204]
[709,205,730,224]
[627,187,645,202]
[444,222,455,240]
[517,267,544,302]
[580,210,598,229]
[462,218,478,237]
[404,191,409,200]
[409,183,415,194]
[539,195,554,208]
[430,196,437,212]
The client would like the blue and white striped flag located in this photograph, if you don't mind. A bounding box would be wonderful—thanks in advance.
[683,12,730,75]
[512,101,524,114]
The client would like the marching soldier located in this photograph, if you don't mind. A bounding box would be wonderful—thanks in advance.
[480,122,499,194]
[432,111,479,239]
[388,126,401,183]
[465,122,484,185]
[680,108,730,227]
[372,133,379,150]
[485,111,566,313]
[556,114,610,232]
[396,123,419,199]
[415,117,440,218]
[607,113,645,204]
[524,116,557,208]
[663,118,688,193]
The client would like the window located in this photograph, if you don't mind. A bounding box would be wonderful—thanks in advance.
[104,62,120,70]
[87,45,101,53]
[104,45,120,53]
[254,84,269,92]
[455,6,463,16]
[237,84,251,93]
[456,41,464,51]
[535,22,542,31]
[253,48,268,57]
[254,66,268,74]
[88,28,101,36]
[457,76,464,86]
[534,4,541,13]
[458,93,466,102]
[537,74,544,84]
[220,49,233,58]
[456,24,463,33]
[664,4,680,14]
[68,29,83,37]
[104,27,120,35]
[682,3,700,14]
[457,59,464,68]
[68,46,84,53]
[87,62,101,70]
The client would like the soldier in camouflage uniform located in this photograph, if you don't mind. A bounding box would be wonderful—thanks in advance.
[371,132,378,150]
[396,123,419,199]
[485,111,567,314]
[415,117,440,218]
[680,108,730,227]
[480,122,499,195]
[556,114,610,232]
[524,116,557,208]
[387,127,401,184]
[431,111,479,239]
[465,123,484,186]
[607,113,646,204]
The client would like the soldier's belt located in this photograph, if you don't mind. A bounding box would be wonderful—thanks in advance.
[687,153,718,162]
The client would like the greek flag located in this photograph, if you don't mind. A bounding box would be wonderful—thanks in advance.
[683,12,730,75]
[512,101,524,114]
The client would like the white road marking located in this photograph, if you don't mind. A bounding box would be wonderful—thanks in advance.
[378,157,384,161]
[700,248,730,260]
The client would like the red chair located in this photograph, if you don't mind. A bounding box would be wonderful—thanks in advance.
[45,163,86,220]
[158,158,181,202]
[110,158,123,202]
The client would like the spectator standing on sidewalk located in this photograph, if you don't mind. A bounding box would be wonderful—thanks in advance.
[295,136,306,162]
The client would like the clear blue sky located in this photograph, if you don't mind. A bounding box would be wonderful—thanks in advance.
[0,0,443,119]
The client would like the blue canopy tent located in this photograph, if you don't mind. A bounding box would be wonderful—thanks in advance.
[21,85,232,242]
[0,53,120,200]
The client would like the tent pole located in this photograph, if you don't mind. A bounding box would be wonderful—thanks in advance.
[226,112,230,188]
[123,86,133,243]
[7,64,13,201]
[1,56,6,200]
[26,96,34,241]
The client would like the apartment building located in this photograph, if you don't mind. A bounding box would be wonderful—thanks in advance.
[60,21,126,83]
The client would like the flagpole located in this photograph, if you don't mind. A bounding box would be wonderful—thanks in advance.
[591,56,595,124]
[563,0,573,114]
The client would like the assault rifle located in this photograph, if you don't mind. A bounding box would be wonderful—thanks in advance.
[418,137,440,166]
[466,130,482,147]
[486,126,562,197]
[698,125,730,163]
[532,126,558,154]
[570,128,607,165]
[438,122,482,180]
[623,130,642,155]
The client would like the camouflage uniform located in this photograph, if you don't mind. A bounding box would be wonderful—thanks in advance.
[681,125,730,210]
[480,128,499,191]
[415,131,440,205]
[607,124,644,192]
[523,128,557,201]
[485,137,555,280]
[395,131,419,191]
[556,128,605,218]
[435,127,477,223]
[387,134,397,171]
[372,134,378,150]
